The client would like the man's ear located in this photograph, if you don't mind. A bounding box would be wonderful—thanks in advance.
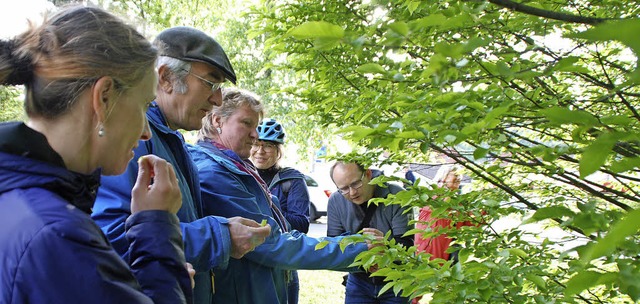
[365,169,372,179]
[157,65,173,93]
[91,76,115,122]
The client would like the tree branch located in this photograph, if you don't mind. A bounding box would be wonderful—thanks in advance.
[486,0,609,25]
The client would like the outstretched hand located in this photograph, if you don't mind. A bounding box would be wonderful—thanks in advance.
[227,217,271,259]
[131,155,182,214]
[362,227,385,250]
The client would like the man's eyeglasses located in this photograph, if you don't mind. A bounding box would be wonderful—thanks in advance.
[184,70,224,93]
[252,142,277,153]
[337,171,366,195]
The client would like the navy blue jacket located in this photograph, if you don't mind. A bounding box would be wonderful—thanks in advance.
[260,166,310,233]
[0,122,191,303]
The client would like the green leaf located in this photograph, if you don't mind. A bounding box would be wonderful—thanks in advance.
[315,240,329,250]
[388,21,409,37]
[579,133,616,178]
[580,208,640,263]
[473,147,489,160]
[522,206,575,224]
[610,157,640,173]
[565,271,600,296]
[565,271,618,296]
[566,19,640,64]
[600,115,634,126]
[287,21,344,40]
[525,274,547,291]
[539,107,599,126]
[356,63,387,75]
[413,14,447,29]
[508,248,528,259]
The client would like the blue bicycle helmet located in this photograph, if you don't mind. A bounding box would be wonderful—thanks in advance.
[257,118,285,144]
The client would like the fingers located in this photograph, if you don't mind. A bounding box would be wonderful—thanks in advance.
[229,216,261,228]
[143,155,176,190]
[131,155,182,214]
[135,155,155,193]
[249,225,271,246]
[228,217,272,259]
[362,228,383,237]
[185,262,196,289]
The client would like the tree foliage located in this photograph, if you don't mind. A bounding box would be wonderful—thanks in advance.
[252,0,640,302]
[3,1,638,302]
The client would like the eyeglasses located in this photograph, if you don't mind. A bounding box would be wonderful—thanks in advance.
[184,70,224,93]
[252,142,277,153]
[337,171,366,195]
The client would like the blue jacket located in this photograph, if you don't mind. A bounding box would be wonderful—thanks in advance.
[92,104,231,304]
[0,122,190,303]
[262,166,310,233]
[189,141,368,304]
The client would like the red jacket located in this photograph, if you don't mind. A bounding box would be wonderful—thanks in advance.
[415,206,476,260]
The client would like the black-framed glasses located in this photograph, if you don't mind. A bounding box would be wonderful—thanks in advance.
[337,171,366,195]
[184,70,224,92]
[252,142,277,153]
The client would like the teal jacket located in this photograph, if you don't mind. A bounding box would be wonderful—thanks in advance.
[189,140,367,304]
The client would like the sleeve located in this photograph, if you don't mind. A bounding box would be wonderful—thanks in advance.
[126,211,193,303]
[280,178,310,233]
[194,155,367,272]
[92,143,232,273]
[326,194,347,237]
[16,216,188,304]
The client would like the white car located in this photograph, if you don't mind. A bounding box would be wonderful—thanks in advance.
[304,174,332,221]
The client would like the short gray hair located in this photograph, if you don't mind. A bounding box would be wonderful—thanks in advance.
[157,56,190,94]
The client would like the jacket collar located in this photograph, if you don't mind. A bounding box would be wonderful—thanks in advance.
[0,122,101,214]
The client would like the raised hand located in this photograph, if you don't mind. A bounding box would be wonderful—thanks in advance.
[131,155,182,214]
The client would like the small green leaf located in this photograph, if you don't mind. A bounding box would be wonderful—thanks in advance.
[540,107,599,126]
[356,63,387,75]
[522,206,575,224]
[473,147,489,160]
[315,240,329,250]
[287,21,344,40]
[579,133,616,178]
[567,19,640,63]
[610,157,640,173]
[525,274,547,291]
[388,21,409,37]
[580,208,640,263]
[508,248,528,259]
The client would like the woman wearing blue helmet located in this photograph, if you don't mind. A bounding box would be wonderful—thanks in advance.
[251,118,311,304]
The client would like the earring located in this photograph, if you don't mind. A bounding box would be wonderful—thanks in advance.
[216,127,222,134]
[98,125,105,137]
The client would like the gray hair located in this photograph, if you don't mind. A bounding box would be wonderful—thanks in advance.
[156,55,190,94]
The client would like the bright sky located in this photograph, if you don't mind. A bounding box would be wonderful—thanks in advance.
[0,0,53,39]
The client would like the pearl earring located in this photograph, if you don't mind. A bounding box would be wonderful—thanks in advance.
[98,125,105,137]
[216,127,222,134]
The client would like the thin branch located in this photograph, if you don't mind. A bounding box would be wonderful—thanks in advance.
[486,0,610,25]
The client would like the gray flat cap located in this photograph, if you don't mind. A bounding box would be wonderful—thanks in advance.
[154,26,237,84]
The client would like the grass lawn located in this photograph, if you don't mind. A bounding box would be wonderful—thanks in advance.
[298,269,431,303]
[298,269,346,303]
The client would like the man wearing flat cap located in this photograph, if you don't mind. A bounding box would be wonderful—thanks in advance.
[92,27,271,304]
